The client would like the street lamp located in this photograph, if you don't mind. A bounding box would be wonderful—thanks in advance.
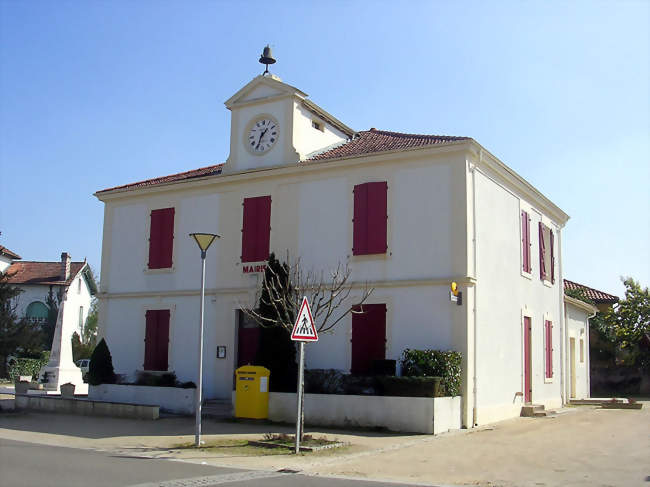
[189,232,220,447]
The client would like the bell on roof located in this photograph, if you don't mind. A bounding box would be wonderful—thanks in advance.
[259,45,276,75]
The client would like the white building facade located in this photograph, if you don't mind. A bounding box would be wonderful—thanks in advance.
[96,74,573,427]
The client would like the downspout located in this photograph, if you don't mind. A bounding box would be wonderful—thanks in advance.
[471,152,481,427]
[558,228,565,405]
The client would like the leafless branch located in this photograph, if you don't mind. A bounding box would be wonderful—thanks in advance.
[240,253,373,334]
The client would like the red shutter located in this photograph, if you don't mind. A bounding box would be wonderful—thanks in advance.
[351,303,386,374]
[144,310,156,370]
[539,222,546,280]
[367,182,388,254]
[353,182,387,256]
[550,229,555,284]
[156,310,170,371]
[148,208,174,269]
[545,320,553,379]
[256,196,271,261]
[521,210,530,273]
[144,310,170,371]
[353,184,368,255]
[241,196,271,263]
[241,198,257,263]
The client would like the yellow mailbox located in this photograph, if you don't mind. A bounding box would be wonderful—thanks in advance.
[235,365,270,419]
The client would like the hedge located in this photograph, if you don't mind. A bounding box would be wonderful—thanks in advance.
[400,349,462,396]
[8,356,49,382]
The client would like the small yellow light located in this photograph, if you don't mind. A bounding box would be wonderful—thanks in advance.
[451,281,459,296]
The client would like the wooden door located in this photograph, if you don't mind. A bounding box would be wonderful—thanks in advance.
[237,311,260,367]
[524,317,532,403]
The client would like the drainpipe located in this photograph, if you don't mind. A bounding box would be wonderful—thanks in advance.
[586,307,597,397]
[558,228,565,405]
[470,152,481,427]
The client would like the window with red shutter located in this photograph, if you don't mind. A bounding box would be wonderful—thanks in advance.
[148,208,174,269]
[539,222,546,281]
[351,303,386,374]
[549,229,555,284]
[545,320,553,379]
[241,196,271,263]
[144,309,170,371]
[353,182,387,256]
[521,210,531,273]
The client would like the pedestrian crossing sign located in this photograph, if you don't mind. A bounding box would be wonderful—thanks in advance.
[291,296,319,342]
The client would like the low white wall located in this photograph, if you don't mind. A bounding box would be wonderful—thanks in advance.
[15,394,159,420]
[265,392,461,434]
[89,384,195,414]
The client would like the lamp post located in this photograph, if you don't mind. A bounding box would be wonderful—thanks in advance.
[189,232,220,447]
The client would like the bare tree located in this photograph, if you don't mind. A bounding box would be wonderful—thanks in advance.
[242,252,373,334]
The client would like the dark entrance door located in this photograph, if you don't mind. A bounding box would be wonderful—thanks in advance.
[237,310,260,367]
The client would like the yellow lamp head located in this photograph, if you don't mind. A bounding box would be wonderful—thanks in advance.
[451,281,459,296]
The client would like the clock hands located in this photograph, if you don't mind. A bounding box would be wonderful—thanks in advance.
[256,127,269,150]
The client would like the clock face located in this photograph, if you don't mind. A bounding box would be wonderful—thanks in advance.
[247,118,279,154]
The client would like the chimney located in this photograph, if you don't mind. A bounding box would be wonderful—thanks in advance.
[61,252,71,281]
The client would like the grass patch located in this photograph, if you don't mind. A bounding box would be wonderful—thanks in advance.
[172,438,292,456]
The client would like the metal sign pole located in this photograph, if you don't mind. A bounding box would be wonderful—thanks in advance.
[195,251,206,447]
[295,341,305,454]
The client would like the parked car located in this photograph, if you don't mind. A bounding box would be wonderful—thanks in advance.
[76,359,90,376]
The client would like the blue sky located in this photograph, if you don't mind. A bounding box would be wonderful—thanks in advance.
[1,0,648,298]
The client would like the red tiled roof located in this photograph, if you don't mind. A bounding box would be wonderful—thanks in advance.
[564,279,619,304]
[307,129,470,161]
[96,164,224,194]
[96,129,469,194]
[0,245,21,260]
[5,261,86,287]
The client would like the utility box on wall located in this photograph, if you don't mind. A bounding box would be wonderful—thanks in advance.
[234,365,270,419]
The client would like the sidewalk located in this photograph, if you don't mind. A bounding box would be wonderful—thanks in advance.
[0,403,647,487]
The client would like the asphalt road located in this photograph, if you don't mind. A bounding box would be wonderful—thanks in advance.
[0,438,431,487]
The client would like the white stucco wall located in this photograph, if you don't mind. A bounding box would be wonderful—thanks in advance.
[471,167,564,425]
[99,150,469,400]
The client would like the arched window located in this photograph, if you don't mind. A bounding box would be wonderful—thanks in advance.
[25,301,49,324]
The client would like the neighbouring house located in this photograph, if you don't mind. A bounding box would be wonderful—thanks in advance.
[3,251,97,391]
[5,252,97,336]
[95,64,577,428]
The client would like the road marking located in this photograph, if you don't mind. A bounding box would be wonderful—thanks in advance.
[127,470,287,487]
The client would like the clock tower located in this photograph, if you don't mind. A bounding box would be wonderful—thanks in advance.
[222,51,354,175]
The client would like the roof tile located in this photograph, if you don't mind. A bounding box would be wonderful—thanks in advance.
[564,279,619,303]
[96,129,469,194]
[5,261,86,287]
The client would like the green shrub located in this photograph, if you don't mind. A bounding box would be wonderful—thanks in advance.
[378,376,443,397]
[87,338,116,385]
[136,371,178,387]
[400,349,462,396]
[8,356,49,381]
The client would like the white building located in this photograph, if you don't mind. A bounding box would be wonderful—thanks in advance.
[5,252,96,337]
[95,71,579,427]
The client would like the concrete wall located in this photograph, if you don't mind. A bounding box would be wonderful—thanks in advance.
[266,392,461,434]
[15,394,159,419]
[89,384,195,414]
[470,165,564,425]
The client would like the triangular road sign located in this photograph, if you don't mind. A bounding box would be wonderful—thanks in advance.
[291,296,318,342]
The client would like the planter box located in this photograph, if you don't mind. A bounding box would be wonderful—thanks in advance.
[89,384,195,414]
[263,392,461,434]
